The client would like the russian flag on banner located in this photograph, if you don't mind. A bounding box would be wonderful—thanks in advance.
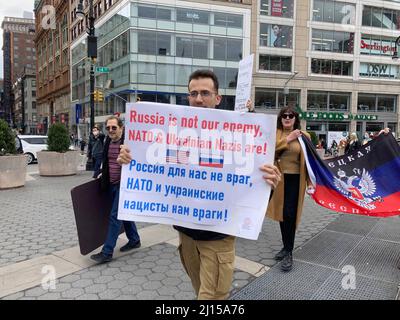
[199,155,224,168]
[299,134,400,217]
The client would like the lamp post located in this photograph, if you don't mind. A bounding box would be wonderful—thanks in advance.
[283,71,298,107]
[77,0,97,171]
[76,0,97,133]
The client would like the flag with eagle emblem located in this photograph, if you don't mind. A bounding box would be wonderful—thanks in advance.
[299,133,400,217]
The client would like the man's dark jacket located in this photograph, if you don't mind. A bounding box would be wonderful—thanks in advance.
[100,132,124,191]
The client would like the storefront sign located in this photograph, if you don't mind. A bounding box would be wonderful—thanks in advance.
[299,111,378,121]
[359,63,398,79]
[360,39,395,55]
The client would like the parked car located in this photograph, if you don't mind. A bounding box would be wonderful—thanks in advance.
[18,135,48,164]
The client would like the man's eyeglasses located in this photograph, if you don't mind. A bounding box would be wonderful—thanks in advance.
[282,113,295,120]
[188,90,215,98]
[106,126,118,131]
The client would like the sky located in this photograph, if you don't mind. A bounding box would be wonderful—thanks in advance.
[0,0,35,78]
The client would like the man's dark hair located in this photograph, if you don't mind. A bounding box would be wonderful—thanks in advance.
[105,115,123,127]
[188,69,219,93]
[277,106,301,130]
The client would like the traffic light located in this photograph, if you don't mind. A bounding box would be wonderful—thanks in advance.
[93,90,104,102]
[97,90,104,102]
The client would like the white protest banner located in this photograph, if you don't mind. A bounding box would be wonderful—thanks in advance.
[327,131,347,148]
[119,102,276,240]
[234,54,254,112]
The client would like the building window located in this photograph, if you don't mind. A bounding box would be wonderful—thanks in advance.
[192,38,208,59]
[138,31,156,55]
[214,13,243,28]
[259,54,292,72]
[255,88,300,109]
[156,33,171,56]
[311,59,352,76]
[362,6,400,30]
[328,123,348,131]
[138,6,156,19]
[366,122,385,133]
[260,0,294,18]
[138,5,172,20]
[62,14,68,43]
[312,29,354,53]
[226,38,242,61]
[307,91,350,111]
[358,94,396,112]
[260,23,293,48]
[313,0,355,24]
[176,36,193,58]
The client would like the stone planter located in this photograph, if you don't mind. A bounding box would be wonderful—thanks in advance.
[0,155,27,189]
[38,150,80,176]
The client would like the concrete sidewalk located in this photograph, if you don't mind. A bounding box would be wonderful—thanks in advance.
[1,167,398,300]
[232,214,400,300]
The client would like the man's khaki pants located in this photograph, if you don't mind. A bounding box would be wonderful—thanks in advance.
[178,232,235,300]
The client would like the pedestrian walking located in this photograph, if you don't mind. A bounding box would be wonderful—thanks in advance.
[117,69,281,299]
[70,133,75,147]
[90,116,141,264]
[88,125,105,178]
[80,137,87,155]
[266,107,313,272]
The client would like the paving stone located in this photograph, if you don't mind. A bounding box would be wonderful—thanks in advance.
[37,292,61,300]
[98,289,121,300]
[76,294,99,300]
[162,277,182,286]
[107,280,126,289]
[142,281,163,290]
[178,282,194,292]
[165,270,184,278]
[61,288,85,299]
[157,286,180,296]
[101,268,120,276]
[134,269,152,276]
[147,273,166,281]
[24,287,47,297]
[120,285,142,295]
[127,276,147,285]
[85,284,108,294]
[136,290,159,300]
[72,279,94,288]
[114,272,133,281]
[60,275,81,283]
[93,275,115,284]
[81,271,102,279]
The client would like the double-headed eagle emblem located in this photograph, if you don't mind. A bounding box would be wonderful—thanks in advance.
[333,168,380,210]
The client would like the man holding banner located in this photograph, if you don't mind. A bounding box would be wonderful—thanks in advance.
[118,69,281,300]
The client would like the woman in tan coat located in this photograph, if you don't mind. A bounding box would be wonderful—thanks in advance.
[267,107,312,272]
